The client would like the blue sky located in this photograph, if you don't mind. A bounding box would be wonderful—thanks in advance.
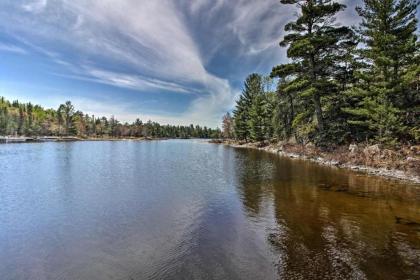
[0,0,375,127]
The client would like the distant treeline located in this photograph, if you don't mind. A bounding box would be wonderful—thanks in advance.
[223,0,419,146]
[0,97,221,139]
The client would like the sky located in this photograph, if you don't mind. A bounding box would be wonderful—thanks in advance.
[0,0,370,127]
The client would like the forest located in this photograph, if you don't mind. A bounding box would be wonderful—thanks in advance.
[0,98,221,139]
[223,0,419,147]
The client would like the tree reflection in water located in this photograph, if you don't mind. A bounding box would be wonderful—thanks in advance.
[234,148,420,279]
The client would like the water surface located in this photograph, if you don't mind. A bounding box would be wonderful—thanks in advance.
[0,140,419,279]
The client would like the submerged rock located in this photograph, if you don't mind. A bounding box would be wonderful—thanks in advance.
[395,216,420,227]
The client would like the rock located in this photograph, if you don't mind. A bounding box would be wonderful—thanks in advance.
[410,146,419,153]
[257,141,269,148]
[305,142,315,149]
[288,136,298,144]
[395,216,420,227]
[289,153,299,159]
[349,144,358,154]
[363,144,381,159]
[209,139,224,144]
[381,149,395,159]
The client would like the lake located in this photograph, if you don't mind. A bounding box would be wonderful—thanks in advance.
[0,140,419,279]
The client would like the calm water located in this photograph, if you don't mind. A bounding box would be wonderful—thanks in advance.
[0,140,419,280]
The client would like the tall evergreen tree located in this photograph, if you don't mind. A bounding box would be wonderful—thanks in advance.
[344,0,418,144]
[18,107,24,135]
[264,91,277,140]
[24,103,33,135]
[233,97,249,140]
[270,77,301,141]
[63,101,75,136]
[274,0,355,143]
[233,73,264,141]
[248,93,267,141]
[0,106,8,135]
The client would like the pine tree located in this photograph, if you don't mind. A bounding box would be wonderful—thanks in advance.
[248,93,267,141]
[273,0,355,144]
[264,91,277,140]
[344,0,418,144]
[270,77,300,141]
[233,97,249,140]
[24,103,33,136]
[18,107,24,135]
[233,73,264,141]
[58,102,73,136]
[0,106,8,135]
[402,48,420,141]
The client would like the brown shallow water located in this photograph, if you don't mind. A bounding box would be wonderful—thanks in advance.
[0,140,419,279]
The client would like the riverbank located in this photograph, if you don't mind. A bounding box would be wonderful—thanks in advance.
[0,136,168,143]
[211,139,420,184]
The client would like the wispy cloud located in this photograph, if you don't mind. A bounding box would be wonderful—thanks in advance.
[21,0,48,13]
[68,96,202,126]
[0,0,241,126]
[83,67,193,94]
[0,42,28,55]
[0,0,365,127]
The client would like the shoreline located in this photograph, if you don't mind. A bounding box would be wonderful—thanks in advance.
[211,140,420,185]
[2,136,419,184]
[0,136,171,144]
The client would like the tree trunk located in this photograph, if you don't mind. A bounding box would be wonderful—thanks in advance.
[287,93,295,138]
[313,93,324,133]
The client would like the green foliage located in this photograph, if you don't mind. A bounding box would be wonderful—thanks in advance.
[232,74,276,142]
[0,97,221,139]
[233,97,250,140]
[229,0,418,146]
[344,0,418,144]
[272,0,356,144]
[248,94,267,141]
[233,73,264,141]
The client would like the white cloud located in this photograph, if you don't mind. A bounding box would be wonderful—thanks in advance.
[0,0,310,127]
[68,96,197,126]
[182,75,240,127]
[22,0,48,13]
[337,0,363,27]
[1,0,239,126]
[192,0,294,55]
[83,67,193,94]
[0,42,28,55]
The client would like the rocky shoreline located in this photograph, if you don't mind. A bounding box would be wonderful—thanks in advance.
[211,140,420,184]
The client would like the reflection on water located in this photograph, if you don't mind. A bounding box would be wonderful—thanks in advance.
[235,148,420,279]
[0,140,419,280]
